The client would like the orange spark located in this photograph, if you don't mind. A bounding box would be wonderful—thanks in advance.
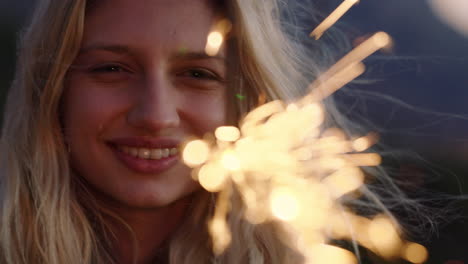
[310,0,360,40]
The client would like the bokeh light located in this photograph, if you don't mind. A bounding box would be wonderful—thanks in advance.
[429,0,468,37]
[182,139,210,167]
[205,31,224,56]
[183,5,429,263]
[403,242,429,264]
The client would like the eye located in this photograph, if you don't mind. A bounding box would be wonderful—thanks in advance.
[86,63,134,83]
[180,68,222,81]
[91,64,127,73]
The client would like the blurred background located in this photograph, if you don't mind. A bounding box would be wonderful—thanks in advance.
[1,0,467,263]
[341,1,468,263]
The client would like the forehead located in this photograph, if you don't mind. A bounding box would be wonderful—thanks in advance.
[83,0,219,53]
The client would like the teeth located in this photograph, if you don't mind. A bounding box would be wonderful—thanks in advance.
[170,148,178,155]
[162,148,170,158]
[138,148,150,159]
[120,146,178,160]
[150,149,162,159]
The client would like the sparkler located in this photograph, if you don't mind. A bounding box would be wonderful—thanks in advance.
[205,19,232,56]
[195,1,429,263]
[310,0,360,40]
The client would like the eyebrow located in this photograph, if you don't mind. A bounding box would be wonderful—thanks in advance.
[79,44,132,55]
[170,51,226,62]
[79,44,226,62]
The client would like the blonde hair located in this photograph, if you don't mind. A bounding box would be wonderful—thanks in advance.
[0,0,421,263]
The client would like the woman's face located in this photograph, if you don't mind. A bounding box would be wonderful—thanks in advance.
[64,0,226,208]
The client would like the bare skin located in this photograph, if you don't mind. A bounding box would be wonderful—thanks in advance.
[103,194,190,264]
[64,0,226,263]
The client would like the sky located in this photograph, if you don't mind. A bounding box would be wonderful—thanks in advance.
[335,0,468,160]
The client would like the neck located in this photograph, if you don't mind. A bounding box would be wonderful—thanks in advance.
[100,196,192,264]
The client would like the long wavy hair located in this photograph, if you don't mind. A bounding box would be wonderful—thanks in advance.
[0,0,423,263]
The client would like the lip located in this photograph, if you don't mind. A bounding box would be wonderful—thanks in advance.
[109,137,181,148]
[108,137,181,174]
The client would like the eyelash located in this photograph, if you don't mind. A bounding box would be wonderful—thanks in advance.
[90,64,128,73]
[89,64,223,83]
[180,68,222,81]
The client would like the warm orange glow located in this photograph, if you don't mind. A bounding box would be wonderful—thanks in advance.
[205,31,224,56]
[216,19,233,35]
[304,62,365,103]
[220,150,241,171]
[373,31,392,48]
[184,20,407,262]
[368,216,402,257]
[353,138,369,152]
[209,217,231,255]
[182,140,210,167]
[353,133,378,151]
[270,187,300,221]
[345,153,382,166]
[198,163,229,192]
[308,244,357,264]
[402,243,428,264]
[310,0,360,40]
[215,126,241,142]
[323,167,364,197]
[306,32,393,101]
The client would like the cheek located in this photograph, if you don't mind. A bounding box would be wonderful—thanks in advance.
[62,82,128,140]
[180,92,226,133]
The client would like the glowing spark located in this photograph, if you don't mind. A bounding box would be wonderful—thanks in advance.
[303,32,392,103]
[352,133,378,151]
[217,19,233,35]
[182,140,210,167]
[198,163,229,192]
[368,216,402,258]
[186,16,424,261]
[209,218,231,254]
[215,126,241,142]
[304,62,365,103]
[319,157,346,170]
[241,100,285,131]
[205,19,232,56]
[220,150,241,171]
[402,242,429,264]
[294,148,313,161]
[292,184,331,230]
[310,0,360,40]
[270,187,301,221]
[308,244,357,264]
[345,153,382,166]
[323,167,364,197]
[209,186,232,255]
[205,31,224,56]
[286,103,299,112]
[352,137,370,152]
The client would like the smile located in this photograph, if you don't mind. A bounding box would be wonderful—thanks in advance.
[111,145,180,174]
[118,146,179,160]
[108,137,182,174]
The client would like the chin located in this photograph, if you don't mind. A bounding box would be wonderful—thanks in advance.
[112,184,201,210]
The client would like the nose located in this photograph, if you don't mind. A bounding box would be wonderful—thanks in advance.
[127,75,180,132]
